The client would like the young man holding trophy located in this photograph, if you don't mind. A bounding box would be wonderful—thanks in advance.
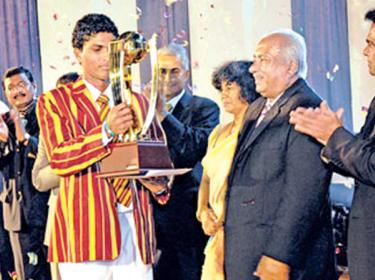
[37,13,170,280]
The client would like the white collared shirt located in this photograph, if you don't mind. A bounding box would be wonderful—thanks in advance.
[83,80,114,146]
[84,80,133,212]
[83,80,114,109]
[256,93,284,126]
[166,89,185,113]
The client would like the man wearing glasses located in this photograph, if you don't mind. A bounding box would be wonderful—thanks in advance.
[0,66,50,279]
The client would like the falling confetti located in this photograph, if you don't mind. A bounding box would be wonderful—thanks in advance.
[130,7,143,20]
[165,0,178,6]
[49,65,57,70]
[53,13,58,21]
[71,62,77,66]
[361,106,368,112]
[326,71,334,81]
[163,10,172,18]
[106,0,112,4]
[176,30,187,39]
[210,4,215,9]
[136,7,142,17]
[63,55,70,60]
[192,60,199,69]
[332,64,340,73]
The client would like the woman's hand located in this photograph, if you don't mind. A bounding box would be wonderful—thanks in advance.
[201,208,221,236]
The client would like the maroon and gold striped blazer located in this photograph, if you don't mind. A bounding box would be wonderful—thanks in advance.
[36,78,168,264]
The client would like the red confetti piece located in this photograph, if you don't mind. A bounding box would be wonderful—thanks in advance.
[63,55,70,60]
[53,13,58,21]
[176,30,187,39]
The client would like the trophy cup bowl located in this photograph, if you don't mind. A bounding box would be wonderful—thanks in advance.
[99,32,189,179]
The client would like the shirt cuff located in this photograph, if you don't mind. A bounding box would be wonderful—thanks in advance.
[102,122,113,146]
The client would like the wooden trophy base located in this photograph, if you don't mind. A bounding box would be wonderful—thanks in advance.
[99,140,173,178]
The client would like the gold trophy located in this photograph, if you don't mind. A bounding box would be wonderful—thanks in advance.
[99,32,187,178]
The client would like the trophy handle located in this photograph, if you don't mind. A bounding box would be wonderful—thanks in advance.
[141,34,159,137]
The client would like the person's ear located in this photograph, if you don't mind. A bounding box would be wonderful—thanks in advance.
[74,48,83,65]
[183,69,190,82]
[287,60,298,77]
[31,82,37,95]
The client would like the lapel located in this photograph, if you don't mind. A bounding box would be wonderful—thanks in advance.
[171,90,193,122]
[236,78,306,158]
[69,79,101,132]
[361,96,375,139]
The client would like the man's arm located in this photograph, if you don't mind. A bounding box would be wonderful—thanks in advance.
[322,127,375,186]
[161,99,220,168]
[37,92,111,176]
[32,138,60,191]
[290,100,375,185]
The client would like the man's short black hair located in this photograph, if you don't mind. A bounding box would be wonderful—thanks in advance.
[365,9,375,23]
[2,66,34,90]
[72,13,119,50]
[212,60,259,103]
[56,72,79,87]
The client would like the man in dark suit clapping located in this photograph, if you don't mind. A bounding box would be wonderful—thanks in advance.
[150,43,220,280]
[290,9,375,280]
[224,29,337,280]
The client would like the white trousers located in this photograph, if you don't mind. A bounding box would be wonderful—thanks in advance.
[58,209,152,280]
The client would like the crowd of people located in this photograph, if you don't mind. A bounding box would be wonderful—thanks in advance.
[0,8,375,280]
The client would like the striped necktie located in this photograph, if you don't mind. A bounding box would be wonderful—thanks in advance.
[96,93,132,207]
[256,102,272,127]
[166,103,173,113]
[96,93,110,122]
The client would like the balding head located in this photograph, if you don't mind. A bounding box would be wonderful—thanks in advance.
[249,29,306,99]
[260,29,307,79]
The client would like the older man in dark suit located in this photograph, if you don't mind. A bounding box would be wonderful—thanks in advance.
[224,29,337,280]
[290,9,375,280]
[150,43,220,280]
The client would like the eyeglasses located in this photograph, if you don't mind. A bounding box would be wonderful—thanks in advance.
[6,81,30,93]
[159,68,183,78]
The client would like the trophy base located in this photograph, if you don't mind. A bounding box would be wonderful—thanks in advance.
[99,140,173,177]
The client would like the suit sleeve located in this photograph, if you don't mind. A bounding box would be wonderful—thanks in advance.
[37,92,110,177]
[32,139,60,191]
[264,128,332,266]
[322,127,375,186]
[161,99,220,168]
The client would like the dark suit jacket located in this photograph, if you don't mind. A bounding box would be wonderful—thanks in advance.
[322,97,375,280]
[152,90,220,248]
[0,102,49,229]
[225,79,337,280]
